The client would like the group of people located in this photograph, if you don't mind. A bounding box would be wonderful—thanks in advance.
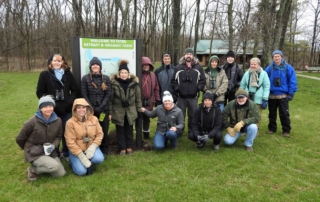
[15,48,297,182]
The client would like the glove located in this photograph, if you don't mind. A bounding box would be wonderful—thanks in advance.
[261,100,268,110]
[286,94,294,101]
[198,134,210,142]
[226,127,236,137]
[155,100,162,107]
[46,144,55,154]
[213,94,218,101]
[85,143,98,159]
[78,152,92,168]
[234,121,244,132]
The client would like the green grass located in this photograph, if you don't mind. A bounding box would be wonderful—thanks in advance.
[1,72,320,201]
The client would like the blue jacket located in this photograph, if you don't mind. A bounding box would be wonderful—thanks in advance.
[265,59,297,96]
[240,69,270,104]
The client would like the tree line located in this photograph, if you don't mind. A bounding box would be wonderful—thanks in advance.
[0,0,319,71]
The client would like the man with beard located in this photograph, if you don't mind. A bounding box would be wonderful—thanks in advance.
[221,50,244,106]
[171,48,206,138]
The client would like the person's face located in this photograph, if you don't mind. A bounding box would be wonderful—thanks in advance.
[250,61,259,70]
[273,54,282,65]
[227,56,234,64]
[52,56,63,69]
[163,100,173,110]
[119,70,129,80]
[203,99,212,108]
[163,56,171,65]
[236,96,248,105]
[91,64,100,74]
[40,105,54,118]
[76,105,87,117]
[184,53,193,62]
[211,60,218,68]
[142,64,150,71]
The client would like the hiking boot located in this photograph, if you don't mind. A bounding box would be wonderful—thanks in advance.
[213,144,220,151]
[246,146,254,152]
[266,130,275,134]
[27,166,38,182]
[282,132,290,138]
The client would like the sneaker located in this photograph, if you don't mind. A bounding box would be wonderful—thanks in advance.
[266,130,275,134]
[246,146,254,152]
[27,166,38,182]
[213,144,220,151]
[282,132,290,138]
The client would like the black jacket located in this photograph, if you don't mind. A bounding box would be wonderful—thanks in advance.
[221,62,243,92]
[36,67,79,115]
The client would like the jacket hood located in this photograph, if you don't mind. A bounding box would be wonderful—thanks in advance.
[208,55,220,67]
[178,56,199,65]
[110,73,139,83]
[72,98,93,120]
[142,57,154,71]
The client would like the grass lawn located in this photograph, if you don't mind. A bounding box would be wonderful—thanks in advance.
[0,71,320,201]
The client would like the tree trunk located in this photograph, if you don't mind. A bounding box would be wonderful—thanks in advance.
[172,0,181,65]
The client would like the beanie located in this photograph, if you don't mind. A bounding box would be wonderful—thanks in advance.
[272,50,283,57]
[202,92,214,103]
[226,50,235,58]
[184,48,194,55]
[38,96,55,109]
[235,88,248,98]
[118,59,130,72]
[89,57,102,70]
[162,91,174,103]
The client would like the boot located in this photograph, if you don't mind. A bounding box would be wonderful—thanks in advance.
[143,132,150,140]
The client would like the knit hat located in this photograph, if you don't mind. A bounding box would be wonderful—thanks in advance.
[162,91,173,102]
[235,88,248,98]
[38,96,55,109]
[272,50,283,57]
[209,55,220,66]
[226,50,235,58]
[118,59,130,72]
[184,48,194,55]
[202,92,214,103]
[89,57,102,70]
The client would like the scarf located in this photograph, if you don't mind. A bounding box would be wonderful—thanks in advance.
[35,110,57,124]
[210,68,217,78]
[249,67,261,87]
[54,68,64,86]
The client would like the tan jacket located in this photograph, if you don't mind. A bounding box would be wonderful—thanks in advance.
[65,98,103,156]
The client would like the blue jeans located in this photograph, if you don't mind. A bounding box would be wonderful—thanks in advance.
[154,130,177,150]
[224,124,258,147]
[69,147,104,176]
[218,103,224,112]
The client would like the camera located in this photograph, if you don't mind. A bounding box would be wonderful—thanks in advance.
[55,89,64,100]
[274,78,281,87]
[143,98,150,106]
[209,80,216,89]
[249,92,255,100]
[196,140,205,148]
[83,136,90,143]
[182,76,192,83]
[121,100,130,107]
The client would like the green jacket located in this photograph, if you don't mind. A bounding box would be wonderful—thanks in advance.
[108,74,142,126]
[222,99,260,129]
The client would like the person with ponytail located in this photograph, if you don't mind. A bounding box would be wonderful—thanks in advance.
[81,57,111,157]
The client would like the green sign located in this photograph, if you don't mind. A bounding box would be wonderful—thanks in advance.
[82,38,134,49]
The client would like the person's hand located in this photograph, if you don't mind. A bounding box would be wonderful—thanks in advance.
[78,152,92,168]
[169,126,177,132]
[141,107,146,112]
[85,143,98,159]
[155,100,162,107]
[234,121,244,132]
[226,127,236,137]
[108,115,112,121]
[286,94,294,101]
[46,144,55,154]
[213,94,218,101]
[261,100,268,110]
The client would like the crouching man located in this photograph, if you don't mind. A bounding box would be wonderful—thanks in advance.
[189,92,222,150]
[141,91,184,150]
[222,88,260,151]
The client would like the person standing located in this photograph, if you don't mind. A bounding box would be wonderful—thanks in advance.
[265,50,297,138]
[36,54,79,162]
[221,50,244,106]
[65,98,105,176]
[81,57,111,157]
[16,96,66,181]
[222,88,260,151]
[108,59,142,155]
[190,92,222,150]
[171,48,206,137]
[154,51,175,102]
[203,55,228,112]
[141,91,184,150]
[140,56,161,139]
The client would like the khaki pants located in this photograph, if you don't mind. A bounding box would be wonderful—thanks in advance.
[32,156,66,177]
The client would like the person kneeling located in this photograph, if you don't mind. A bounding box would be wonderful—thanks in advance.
[189,92,222,150]
[141,91,184,150]
[65,98,105,176]
[222,88,260,152]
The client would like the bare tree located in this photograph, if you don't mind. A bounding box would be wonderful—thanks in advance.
[172,0,181,65]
